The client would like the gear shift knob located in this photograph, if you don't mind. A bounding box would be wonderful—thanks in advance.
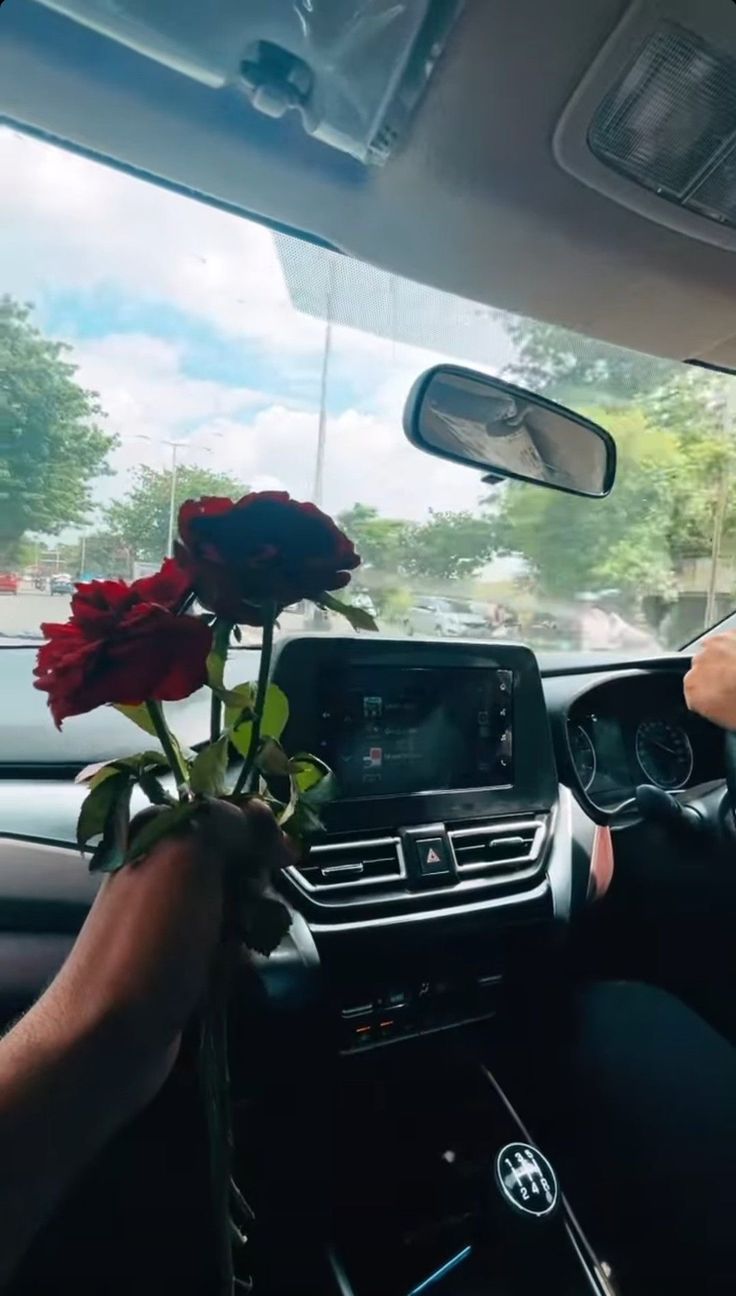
[494,1142,559,1220]
[479,1142,568,1293]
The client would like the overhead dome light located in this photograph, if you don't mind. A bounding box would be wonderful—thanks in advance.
[30,0,463,165]
[588,23,736,227]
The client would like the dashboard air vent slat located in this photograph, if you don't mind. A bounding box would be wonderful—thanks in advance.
[289,837,405,893]
[448,819,545,877]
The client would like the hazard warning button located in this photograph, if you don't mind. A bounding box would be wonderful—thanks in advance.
[415,836,451,877]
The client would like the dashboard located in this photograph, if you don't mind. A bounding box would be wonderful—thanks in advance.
[0,637,725,1058]
[557,670,722,817]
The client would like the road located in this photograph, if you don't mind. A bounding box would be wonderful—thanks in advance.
[0,590,68,638]
[0,589,350,641]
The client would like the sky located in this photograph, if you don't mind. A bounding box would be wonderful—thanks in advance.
[0,125,519,538]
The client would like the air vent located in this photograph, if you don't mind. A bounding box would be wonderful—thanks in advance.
[289,836,405,894]
[448,819,545,878]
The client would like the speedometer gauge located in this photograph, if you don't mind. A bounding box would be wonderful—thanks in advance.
[568,723,596,791]
[635,719,693,790]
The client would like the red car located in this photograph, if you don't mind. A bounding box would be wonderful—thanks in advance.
[0,572,19,595]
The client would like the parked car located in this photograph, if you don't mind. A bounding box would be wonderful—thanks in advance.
[50,575,75,595]
[405,596,486,637]
[0,572,19,595]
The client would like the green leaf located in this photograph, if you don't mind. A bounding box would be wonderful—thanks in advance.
[88,782,133,874]
[261,683,289,739]
[206,619,232,691]
[112,750,170,774]
[77,750,170,790]
[282,798,325,845]
[225,682,257,756]
[125,800,199,863]
[224,681,256,723]
[76,760,120,790]
[302,771,337,809]
[189,735,230,796]
[77,771,131,851]
[229,716,253,759]
[256,737,291,777]
[212,684,256,707]
[318,591,378,633]
[289,752,331,795]
[276,776,299,828]
[138,769,175,807]
[113,702,158,736]
[227,682,287,757]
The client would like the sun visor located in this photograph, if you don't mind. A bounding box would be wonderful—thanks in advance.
[28,0,463,165]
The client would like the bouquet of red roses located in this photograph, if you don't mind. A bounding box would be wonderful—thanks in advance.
[34,491,375,1293]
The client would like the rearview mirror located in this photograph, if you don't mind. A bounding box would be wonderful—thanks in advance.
[403,365,616,498]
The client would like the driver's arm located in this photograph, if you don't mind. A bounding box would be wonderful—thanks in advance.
[684,631,736,729]
[0,800,286,1288]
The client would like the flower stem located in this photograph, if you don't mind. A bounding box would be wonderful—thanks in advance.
[209,621,232,745]
[200,954,236,1295]
[232,605,275,798]
[145,699,190,797]
[210,691,223,747]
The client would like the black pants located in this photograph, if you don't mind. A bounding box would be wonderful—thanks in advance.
[499,980,736,1295]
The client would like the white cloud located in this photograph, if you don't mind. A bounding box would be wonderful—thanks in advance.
[0,128,325,354]
[188,402,484,521]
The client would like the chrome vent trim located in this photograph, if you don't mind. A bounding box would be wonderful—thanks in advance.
[287,836,405,894]
[448,819,545,877]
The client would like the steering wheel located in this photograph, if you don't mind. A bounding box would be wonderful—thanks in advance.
[724,732,736,824]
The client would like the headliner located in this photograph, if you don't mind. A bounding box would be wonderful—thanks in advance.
[3,0,736,367]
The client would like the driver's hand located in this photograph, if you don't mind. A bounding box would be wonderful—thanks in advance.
[684,632,736,730]
[51,797,291,1105]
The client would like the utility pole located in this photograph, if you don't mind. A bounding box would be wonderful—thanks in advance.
[79,532,87,577]
[312,263,334,508]
[705,382,736,627]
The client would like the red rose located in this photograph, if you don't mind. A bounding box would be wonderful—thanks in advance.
[34,559,209,727]
[174,491,360,625]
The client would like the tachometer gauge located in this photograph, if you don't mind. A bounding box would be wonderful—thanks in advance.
[635,719,693,790]
[569,723,596,791]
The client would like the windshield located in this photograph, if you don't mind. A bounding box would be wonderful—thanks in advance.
[3,124,736,676]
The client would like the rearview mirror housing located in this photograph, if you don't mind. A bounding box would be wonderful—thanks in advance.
[403,365,616,499]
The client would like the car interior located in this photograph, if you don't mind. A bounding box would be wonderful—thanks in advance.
[3,1,736,1294]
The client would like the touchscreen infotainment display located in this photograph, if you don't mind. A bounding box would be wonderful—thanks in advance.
[317,665,513,799]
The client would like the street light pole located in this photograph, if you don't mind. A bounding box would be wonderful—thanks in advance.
[312,262,335,509]
[124,432,222,560]
[166,442,179,558]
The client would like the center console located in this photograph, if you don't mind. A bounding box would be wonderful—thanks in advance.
[248,638,604,1296]
[270,635,567,1056]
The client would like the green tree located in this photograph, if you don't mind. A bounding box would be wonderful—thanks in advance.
[337,503,410,572]
[487,408,704,602]
[405,510,496,582]
[55,531,133,578]
[0,297,115,562]
[107,464,248,562]
[500,314,736,583]
[502,315,673,404]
